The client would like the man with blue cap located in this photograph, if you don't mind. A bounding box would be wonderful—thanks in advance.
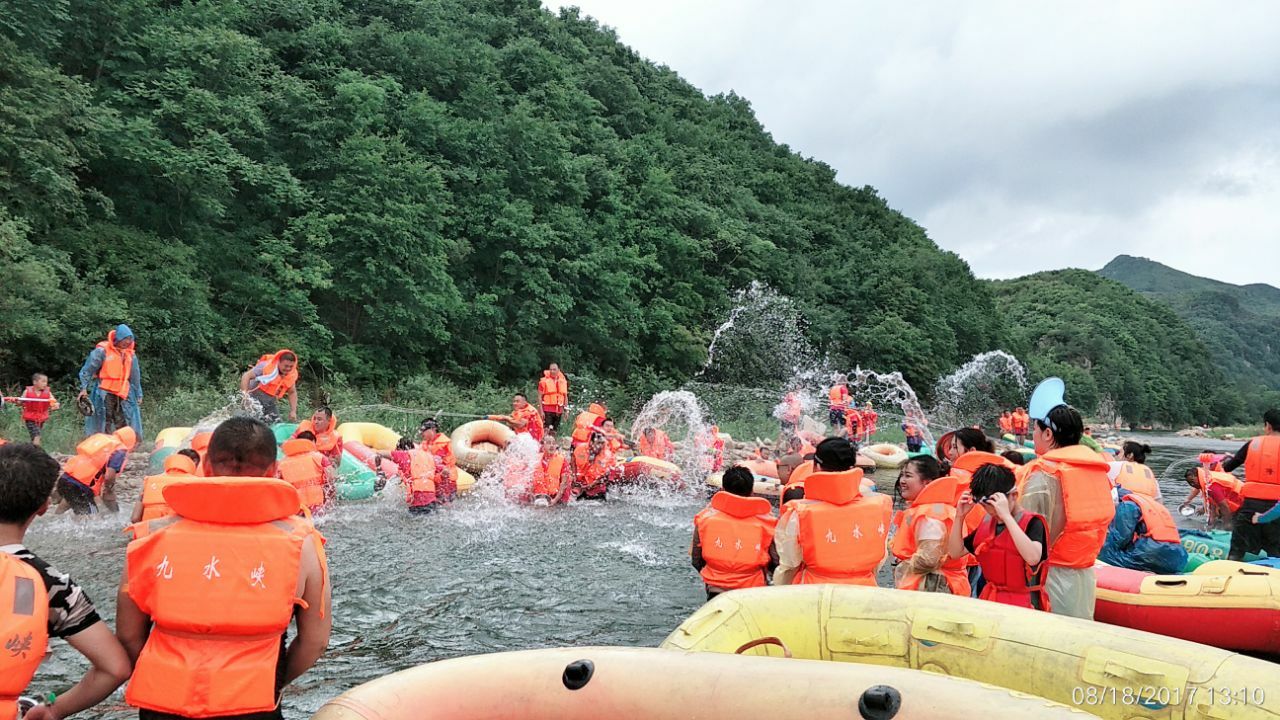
[1015,378,1115,619]
[78,324,143,438]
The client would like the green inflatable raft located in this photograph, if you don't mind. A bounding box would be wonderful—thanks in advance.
[148,445,177,474]
[1180,529,1265,572]
[270,423,376,501]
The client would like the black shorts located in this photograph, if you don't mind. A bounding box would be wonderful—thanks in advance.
[576,489,607,501]
[1230,499,1280,559]
[25,420,43,439]
[828,409,845,427]
[58,475,98,515]
[544,411,562,432]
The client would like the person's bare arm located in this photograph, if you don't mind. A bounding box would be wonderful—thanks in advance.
[28,622,132,719]
[284,535,331,685]
[948,492,976,560]
[287,386,298,421]
[114,566,150,664]
[239,368,255,392]
[130,487,144,523]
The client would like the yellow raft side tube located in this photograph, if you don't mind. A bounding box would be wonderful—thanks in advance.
[660,586,1280,720]
[335,422,401,452]
[311,647,1089,720]
[1098,559,1280,610]
[153,426,193,449]
[450,420,514,473]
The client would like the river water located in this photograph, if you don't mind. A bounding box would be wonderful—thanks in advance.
[21,433,1255,717]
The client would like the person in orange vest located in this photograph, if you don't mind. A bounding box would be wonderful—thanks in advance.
[239,349,299,422]
[115,416,330,720]
[131,449,200,523]
[532,433,571,506]
[389,437,437,513]
[827,376,850,434]
[998,411,1014,436]
[1221,408,1280,561]
[419,418,458,502]
[1,443,132,720]
[948,445,1019,596]
[844,405,862,442]
[570,403,608,446]
[691,466,778,599]
[537,364,569,433]
[901,423,923,453]
[635,426,675,461]
[776,435,813,486]
[572,431,616,501]
[1107,441,1161,501]
[77,324,143,438]
[1010,407,1030,446]
[292,406,343,461]
[1016,379,1115,619]
[490,393,544,442]
[860,402,878,443]
[891,456,970,595]
[773,438,892,585]
[3,373,60,447]
[600,418,633,455]
[778,392,803,435]
[1181,460,1242,530]
[278,431,335,514]
[1097,488,1186,574]
[948,463,1051,611]
[57,426,137,515]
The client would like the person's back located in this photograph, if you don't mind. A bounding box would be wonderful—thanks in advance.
[59,427,137,515]
[692,467,777,598]
[117,417,330,720]
[1098,490,1186,574]
[135,451,199,523]
[279,435,328,513]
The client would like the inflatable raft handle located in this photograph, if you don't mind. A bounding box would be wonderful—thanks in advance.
[734,636,793,659]
[924,620,978,637]
[1153,579,1187,587]
[1103,661,1168,684]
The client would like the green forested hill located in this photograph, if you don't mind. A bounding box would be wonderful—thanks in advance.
[1098,255,1280,416]
[991,269,1242,425]
[0,0,1000,392]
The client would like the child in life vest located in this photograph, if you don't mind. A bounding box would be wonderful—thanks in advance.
[948,463,1051,611]
[3,373,60,447]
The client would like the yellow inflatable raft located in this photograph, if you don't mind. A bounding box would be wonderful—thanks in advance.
[336,422,401,452]
[863,443,909,469]
[661,585,1280,719]
[311,647,1087,719]
[450,420,514,473]
[456,468,476,495]
[153,426,192,449]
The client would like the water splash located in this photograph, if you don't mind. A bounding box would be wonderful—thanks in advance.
[477,433,543,504]
[696,281,817,386]
[629,390,712,478]
[845,368,936,448]
[930,351,1028,430]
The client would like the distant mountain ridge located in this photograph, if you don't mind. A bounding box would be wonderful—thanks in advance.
[1098,255,1280,416]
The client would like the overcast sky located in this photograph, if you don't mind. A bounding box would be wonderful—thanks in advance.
[546,1,1280,286]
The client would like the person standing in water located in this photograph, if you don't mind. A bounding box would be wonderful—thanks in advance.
[239,349,299,423]
[572,431,615,501]
[537,364,568,433]
[1222,409,1280,561]
[1,443,133,720]
[490,393,544,442]
[827,376,850,436]
[419,419,458,502]
[116,417,330,720]
[78,324,143,438]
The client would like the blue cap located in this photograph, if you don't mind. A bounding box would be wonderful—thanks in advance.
[114,324,134,341]
[1028,377,1066,423]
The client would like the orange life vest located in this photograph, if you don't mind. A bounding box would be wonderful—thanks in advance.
[95,331,135,399]
[279,439,327,511]
[827,385,849,410]
[570,404,607,445]
[532,453,566,498]
[252,350,298,399]
[1027,446,1116,568]
[139,454,198,522]
[1113,461,1158,498]
[890,477,970,595]
[62,432,130,494]
[1010,411,1029,434]
[1120,492,1180,544]
[124,477,326,717]
[789,469,891,585]
[844,409,862,436]
[998,414,1013,434]
[637,430,674,461]
[861,408,878,434]
[572,443,614,486]
[694,492,777,590]
[538,372,567,410]
[1242,435,1280,501]
[406,448,436,497]
[1197,468,1243,512]
[511,405,544,441]
[1,552,49,720]
[293,414,341,456]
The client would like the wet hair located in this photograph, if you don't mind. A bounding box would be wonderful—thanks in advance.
[782,485,806,503]
[1265,409,1280,431]
[952,428,994,454]
[396,437,414,451]
[1122,441,1152,464]
[32,373,47,383]
[903,455,944,482]
[419,418,440,432]
[0,443,59,523]
[814,437,857,472]
[207,417,278,477]
[280,351,297,363]
[296,430,317,442]
[313,406,333,419]
[176,448,201,464]
[1035,405,1083,448]
[970,464,1016,500]
[722,466,755,497]
[788,435,804,451]
[1000,450,1027,466]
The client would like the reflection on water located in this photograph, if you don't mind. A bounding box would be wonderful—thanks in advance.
[20,434,1257,717]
